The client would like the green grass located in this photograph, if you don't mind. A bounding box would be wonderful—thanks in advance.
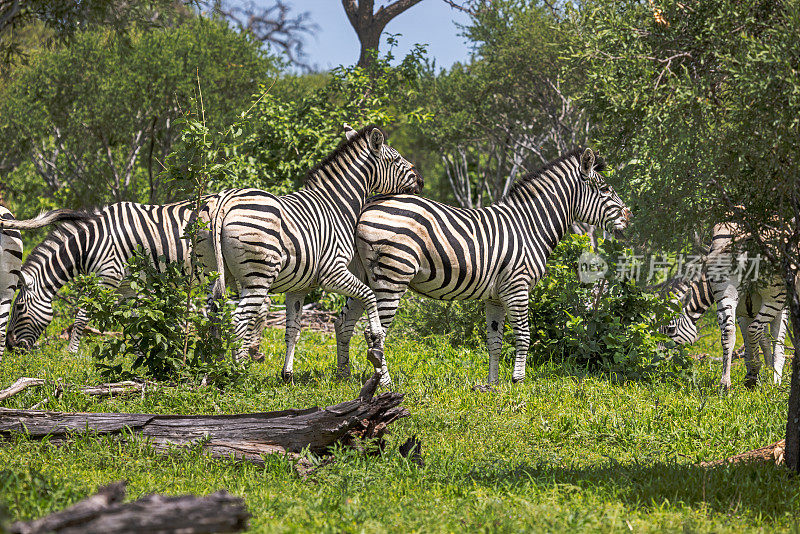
[1,315,799,533]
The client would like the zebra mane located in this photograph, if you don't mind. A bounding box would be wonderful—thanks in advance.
[21,210,97,272]
[505,148,607,198]
[304,124,388,185]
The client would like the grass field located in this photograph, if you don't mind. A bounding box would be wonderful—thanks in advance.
[1,314,799,533]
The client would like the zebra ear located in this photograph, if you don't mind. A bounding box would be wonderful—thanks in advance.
[343,123,358,141]
[368,128,384,155]
[580,148,595,177]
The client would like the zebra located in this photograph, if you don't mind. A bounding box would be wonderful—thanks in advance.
[333,148,632,386]
[663,273,788,388]
[198,124,423,377]
[662,223,789,389]
[5,200,205,353]
[0,207,93,359]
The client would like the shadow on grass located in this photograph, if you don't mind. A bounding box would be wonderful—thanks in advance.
[462,458,798,518]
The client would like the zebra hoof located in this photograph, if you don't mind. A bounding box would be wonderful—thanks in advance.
[281,370,294,384]
[249,350,265,362]
[511,375,525,384]
[472,384,495,393]
[743,374,759,390]
[366,347,383,369]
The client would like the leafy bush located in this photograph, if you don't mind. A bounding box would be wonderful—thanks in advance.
[393,235,690,378]
[68,249,242,384]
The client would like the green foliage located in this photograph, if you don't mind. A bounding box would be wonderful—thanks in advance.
[569,0,800,251]
[528,236,689,377]
[395,236,688,378]
[169,40,432,195]
[67,250,242,384]
[0,16,277,212]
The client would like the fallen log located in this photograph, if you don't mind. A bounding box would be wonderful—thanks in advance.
[699,439,786,467]
[0,378,148,403]
[0,391,408,467]
[9,480,249,534]
[0,378,45,401]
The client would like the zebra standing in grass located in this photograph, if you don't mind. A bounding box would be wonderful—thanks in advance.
[5,201,206,353]
[662,223,789,389]
[199,124,423,377]
[333,148,632,386]
[0,207,93,358]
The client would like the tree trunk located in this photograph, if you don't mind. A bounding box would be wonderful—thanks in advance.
[9,481,249,534]
[0,391,408,466]
[784,266,800,473]
[357,26,383,68]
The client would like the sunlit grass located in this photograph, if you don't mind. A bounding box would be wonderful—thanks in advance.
[1,314,798,533]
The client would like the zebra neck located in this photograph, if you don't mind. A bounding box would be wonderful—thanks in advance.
[683,278,713,322]
[304,143,371,224]
[24,234,84,303]
[500,175,576,256]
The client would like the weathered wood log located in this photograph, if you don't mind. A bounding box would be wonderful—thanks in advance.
[9,480,249,534]
[0,378,45,401]
[0,378,148,403]
[0,392,408,466]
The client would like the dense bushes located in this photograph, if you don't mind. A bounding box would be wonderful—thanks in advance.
[69,250,242,385]
[393,235,690,378]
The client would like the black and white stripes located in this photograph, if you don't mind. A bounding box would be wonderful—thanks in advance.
[197,124,423,378]
[0,207,92,358]
[5,201,199,352]
[334,148,631,384]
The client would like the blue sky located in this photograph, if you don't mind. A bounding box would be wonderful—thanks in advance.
[259,1,474,71]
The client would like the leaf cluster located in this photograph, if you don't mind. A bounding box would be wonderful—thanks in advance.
[66,249,243,385]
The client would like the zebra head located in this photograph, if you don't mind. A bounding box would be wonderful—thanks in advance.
[573,148,632,236]
[6,273,51,352]
[344,124,423,195]
[660,314,699,345]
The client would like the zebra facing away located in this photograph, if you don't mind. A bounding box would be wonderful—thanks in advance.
[5,201,204,353]
[334,148,632,386]
[0,207,93,359]
[198,124,423,377]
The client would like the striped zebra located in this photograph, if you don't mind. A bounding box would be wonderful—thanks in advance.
[334,148,632,386]
[662,222,789,389]
[5,200,205,353]
[663,273,788,388]
[0,207,93,358]
[199,124,423,376]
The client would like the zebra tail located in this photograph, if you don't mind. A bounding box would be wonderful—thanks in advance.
[0,208,93,230]
[210,198,227,302]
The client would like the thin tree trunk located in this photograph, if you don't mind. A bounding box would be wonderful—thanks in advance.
[784,265,800,473]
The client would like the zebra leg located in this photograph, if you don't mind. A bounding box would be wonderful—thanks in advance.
[738,315,761,389]
[485,301,505,386]
[767,309,788,385]
[233,287,273,361]
[248,296,271,361]
[67,308,91,354]
[503,294,531,383]
[714,289,738,391]
[0,289,13,361]
[320,269,390,386]
[746,294,784,387]
[333,297,365,379]
[281,291,305,382]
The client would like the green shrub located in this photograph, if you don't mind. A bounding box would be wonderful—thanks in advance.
[68,249,243,385]
[393,235,690,378]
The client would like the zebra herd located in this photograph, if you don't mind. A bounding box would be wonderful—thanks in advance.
[0,124,792,390]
